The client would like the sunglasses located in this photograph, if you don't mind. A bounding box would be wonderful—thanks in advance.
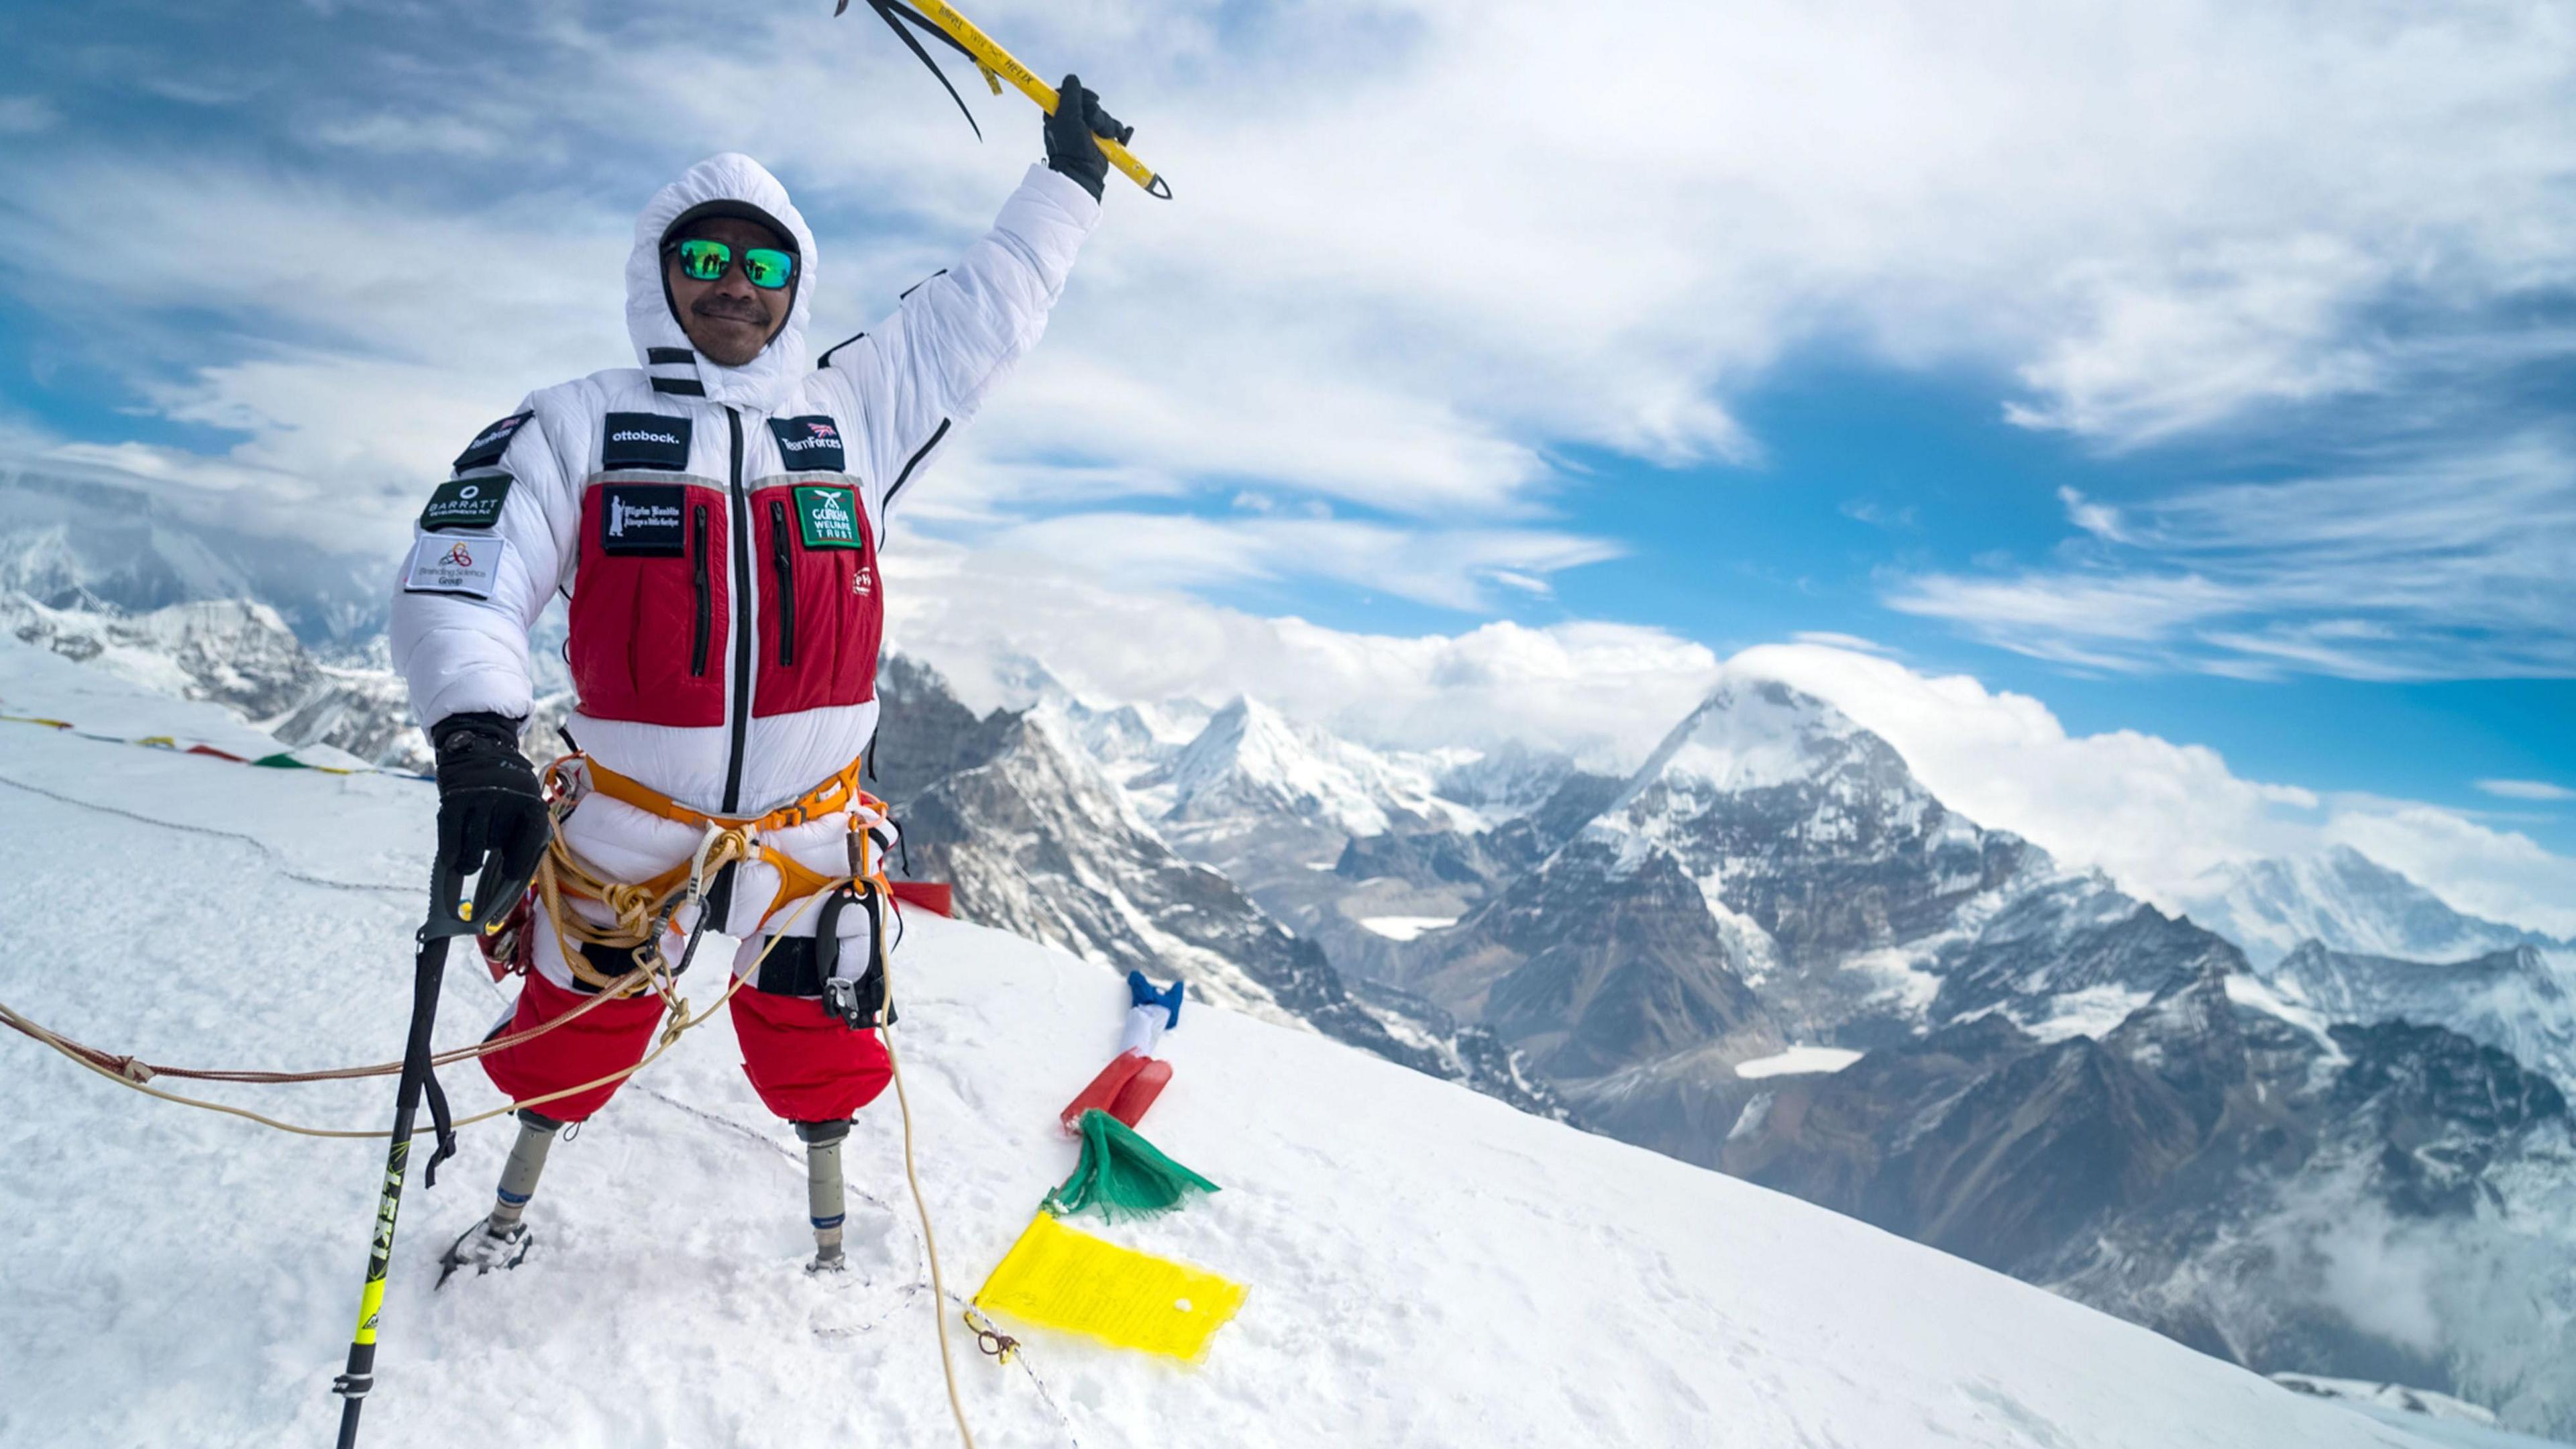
[665,237,797,290]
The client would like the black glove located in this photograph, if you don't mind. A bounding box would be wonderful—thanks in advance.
[430,711,550,922]
[1043,74,1132,203]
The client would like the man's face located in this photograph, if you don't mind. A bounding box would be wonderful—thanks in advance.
[665,217,794,368]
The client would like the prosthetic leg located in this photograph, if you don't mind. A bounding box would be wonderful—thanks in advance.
[435,1110,561,1287]
[798,1117,853,1273]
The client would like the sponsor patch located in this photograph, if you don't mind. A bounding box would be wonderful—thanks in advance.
[600,483,688,556]
[402,533,504,599]
[794,485,865,550]
[419,473,513,533]
[602,412,694,472]
[453,411,533,471]
[768,416,847,474]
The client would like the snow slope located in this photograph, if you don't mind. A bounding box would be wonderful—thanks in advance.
[0,663,2461,1448]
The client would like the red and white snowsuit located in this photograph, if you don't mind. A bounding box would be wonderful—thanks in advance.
[390,154,1099,1123]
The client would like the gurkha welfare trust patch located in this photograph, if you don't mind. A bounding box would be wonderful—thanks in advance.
[600,483,688,556]
[794,485,865,549]
[419,474,513,532]
[602,412,694,472]
[402,533,506,598]
[768,416,847,474]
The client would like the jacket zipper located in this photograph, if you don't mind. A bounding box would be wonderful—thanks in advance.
[722,407,753,813]
[769,498,796,668]
[690,505,710,676]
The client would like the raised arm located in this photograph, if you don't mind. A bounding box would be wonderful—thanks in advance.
[816,78,1121,517]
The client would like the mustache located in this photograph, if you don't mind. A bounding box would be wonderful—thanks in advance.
[691,295,769,323]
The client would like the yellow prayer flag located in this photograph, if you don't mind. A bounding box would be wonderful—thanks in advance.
[973,1212,1246,1362]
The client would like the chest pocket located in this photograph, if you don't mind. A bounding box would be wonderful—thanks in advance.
[752,480,883,717]
[568,477,731,728]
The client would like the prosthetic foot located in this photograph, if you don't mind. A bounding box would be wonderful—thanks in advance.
[437,1110,561,1289]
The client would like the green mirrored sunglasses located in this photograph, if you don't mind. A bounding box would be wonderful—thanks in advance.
[666,237,797,290]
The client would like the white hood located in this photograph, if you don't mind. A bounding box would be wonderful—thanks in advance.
[623,153,821,412]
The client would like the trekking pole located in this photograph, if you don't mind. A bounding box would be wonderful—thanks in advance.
[837,0,1173,198]
[329,855,477,1447]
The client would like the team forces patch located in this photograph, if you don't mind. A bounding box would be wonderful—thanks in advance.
[419,473,513,532]
[602,412,694,472]
[599,483,688,556]
[452,411,533,471]
[794,485,865,549]
[768,415,847,474]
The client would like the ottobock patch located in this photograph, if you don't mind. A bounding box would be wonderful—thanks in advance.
[602,412,693,472]
[419,473,513,533]
[768,415,847,474]
[599,483,688,556]
[453,411,533,471]
[794,485,865,550]
[402,533,505,599]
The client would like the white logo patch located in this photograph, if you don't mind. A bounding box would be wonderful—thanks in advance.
[402,532,506,599]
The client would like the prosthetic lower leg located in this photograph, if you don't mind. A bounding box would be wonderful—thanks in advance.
[437,1110,560,1287]
[796,1118,852,1273]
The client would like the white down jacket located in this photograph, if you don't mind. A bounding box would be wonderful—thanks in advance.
[392,154,1097,817]
[390,154,1095,974]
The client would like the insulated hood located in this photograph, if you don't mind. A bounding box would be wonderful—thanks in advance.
[625,153,820,411]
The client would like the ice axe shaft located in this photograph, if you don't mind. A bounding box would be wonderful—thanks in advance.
[837,0,1171,199]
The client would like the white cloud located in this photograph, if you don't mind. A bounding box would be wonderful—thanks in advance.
[2478,779,2576,802]
[22,0,2574,563]
[1887,434,2576,680]
[1727,641,2576,936]
[0,95,58,135]
[882,541,1721,765]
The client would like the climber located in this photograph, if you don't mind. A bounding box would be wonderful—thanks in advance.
[390,80,1127,1278]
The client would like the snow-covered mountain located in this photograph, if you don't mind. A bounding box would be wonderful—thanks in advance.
[0,651,2499,1448]
[2181,847,2564,969]
[1135,694,1479,845]
[1725,967,2576,1438]
[0,460,389,647]
[4,591,435,769]
[873,657,1563,1118]
[2263,940,2576,1089]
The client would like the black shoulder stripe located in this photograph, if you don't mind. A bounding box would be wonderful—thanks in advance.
[645,346,694,364]
[452,410,534,471]
[897,268,949,301]
[817,331,867,370]
[651,377,706,396]
[883,418,951,508]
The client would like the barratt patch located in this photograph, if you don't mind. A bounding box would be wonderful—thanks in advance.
[452,411,533,471]
[602,412,693,472]
[419,473,513,532]
[402,533,505,599]
[768,416,847,474]
[600,483,688,556]
[794,485,865,550]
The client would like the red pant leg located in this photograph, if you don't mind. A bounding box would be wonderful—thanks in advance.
[730,987,892,1122]
[481,973,665,1123]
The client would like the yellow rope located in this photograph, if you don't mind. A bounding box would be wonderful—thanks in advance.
[886,1022,978,1449]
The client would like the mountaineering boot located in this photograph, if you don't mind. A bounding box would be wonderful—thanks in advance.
[796,1118,852,1274]
[437,1110,562,1288]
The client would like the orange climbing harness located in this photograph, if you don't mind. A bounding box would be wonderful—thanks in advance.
[529,753,894,994]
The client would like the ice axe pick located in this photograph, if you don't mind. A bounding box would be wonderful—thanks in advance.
[835,0,1172,199]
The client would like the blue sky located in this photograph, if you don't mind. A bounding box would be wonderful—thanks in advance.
[3,0,2573,921]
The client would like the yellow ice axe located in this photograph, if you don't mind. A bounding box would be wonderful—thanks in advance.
[837,0,1172,199]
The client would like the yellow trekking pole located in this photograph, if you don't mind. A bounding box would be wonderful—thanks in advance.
[837,0,1172,199]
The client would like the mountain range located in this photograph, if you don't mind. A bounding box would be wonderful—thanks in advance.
[5,480,2572,1438]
